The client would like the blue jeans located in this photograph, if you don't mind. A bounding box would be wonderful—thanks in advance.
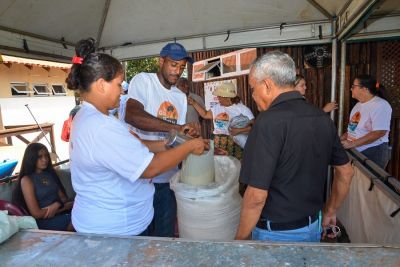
[252,217,322,242]
[150,183,177,237]
[361,143,391,169]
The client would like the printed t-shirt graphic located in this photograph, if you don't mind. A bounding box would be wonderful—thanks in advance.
[347,111,360,141]
[214,112,230,134]
[157,101,178,124]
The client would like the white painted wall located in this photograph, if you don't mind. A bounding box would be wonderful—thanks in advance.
[0,96,75,161]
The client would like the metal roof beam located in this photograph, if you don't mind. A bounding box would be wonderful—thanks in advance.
[336,0,387,40]
[0,25,75,47]
[96,0,111,49]
[0,29,74,62]
[106,21,333,60]
[348,13,400,41]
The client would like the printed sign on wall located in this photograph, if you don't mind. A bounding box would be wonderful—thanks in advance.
[204,79,237,110]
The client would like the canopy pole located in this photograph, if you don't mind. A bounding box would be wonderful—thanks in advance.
[338,40,347,136]
[330,18,337,121]
[326,19,338,200]
[123,61,128,82]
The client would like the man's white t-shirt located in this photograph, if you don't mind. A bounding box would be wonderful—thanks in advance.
[70,102,154,236]
[211,102,254,135]
[347,96,392,152]
[127,72,187,183]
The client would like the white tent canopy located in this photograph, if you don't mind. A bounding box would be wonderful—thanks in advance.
[0,0,399,62]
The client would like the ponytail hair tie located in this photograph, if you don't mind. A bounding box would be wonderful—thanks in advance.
[375,82,380,90]
[72,56,83,64]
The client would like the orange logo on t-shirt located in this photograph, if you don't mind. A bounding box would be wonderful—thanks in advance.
[214,112,230,133]
[215,112,229,121]
[348,111,360,132]
[157,101,178,124]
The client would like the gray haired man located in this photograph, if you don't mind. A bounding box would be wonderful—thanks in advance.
[235,51,353,242]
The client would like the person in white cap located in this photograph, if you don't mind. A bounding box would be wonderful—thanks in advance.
[188,82,255,160]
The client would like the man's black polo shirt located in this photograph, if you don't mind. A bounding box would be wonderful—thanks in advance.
[240,91,349,222]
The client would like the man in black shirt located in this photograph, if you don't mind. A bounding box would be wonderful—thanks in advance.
[235,51,354,242]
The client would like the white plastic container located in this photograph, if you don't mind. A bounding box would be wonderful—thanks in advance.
[180,141,215,186]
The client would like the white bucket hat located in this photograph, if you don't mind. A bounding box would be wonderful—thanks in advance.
[212,82,237,98]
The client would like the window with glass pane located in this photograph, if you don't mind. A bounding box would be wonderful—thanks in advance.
[10,82,31,96]
[52,84,66,95]
[33,84,50,95]
[239,49,257,71]
[222,55,236,74]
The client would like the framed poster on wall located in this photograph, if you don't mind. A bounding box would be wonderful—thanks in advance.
[204,79,237,110]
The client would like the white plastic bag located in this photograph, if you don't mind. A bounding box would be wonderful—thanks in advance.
[0,210,38,244]
[170,156,242,240]
[230,114,250,148]
[0,210,18,244]
[232,134,248,148]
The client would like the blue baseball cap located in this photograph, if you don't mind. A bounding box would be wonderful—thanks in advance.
[160,43,193,64]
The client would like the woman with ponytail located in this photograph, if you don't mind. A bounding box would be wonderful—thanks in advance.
[341,74,392,168]
[65,38,207,236]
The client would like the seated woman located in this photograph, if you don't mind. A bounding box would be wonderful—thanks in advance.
[12,143,73,231]
[341,74,392,169]
[65,38,206,236]
[188,82,254,160]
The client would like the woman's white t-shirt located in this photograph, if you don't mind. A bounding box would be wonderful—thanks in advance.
[211,102,254,135]
[70,102,154,236]
[347,96,392,152]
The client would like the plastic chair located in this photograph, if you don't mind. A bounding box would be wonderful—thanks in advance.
[0,200,29,216]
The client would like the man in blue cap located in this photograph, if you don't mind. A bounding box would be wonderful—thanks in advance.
[123,42,197,237]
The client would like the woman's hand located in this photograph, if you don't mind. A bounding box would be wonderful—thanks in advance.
[63,201,74,212]
[214,147,229,156]
[340,132,348,141]
[229,127,242,136]
[44,202,61,218]
[187,96,195,105]
[341,139,356,149]
[323,102,338,113]
[188,138,209,155]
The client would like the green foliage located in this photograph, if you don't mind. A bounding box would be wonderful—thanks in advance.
[125,57,159,82]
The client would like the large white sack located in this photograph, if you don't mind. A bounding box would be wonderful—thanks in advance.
[170,156,242,240]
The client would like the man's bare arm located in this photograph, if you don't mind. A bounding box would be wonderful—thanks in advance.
[323,162,354,233]
[235,185,268,240]
[125,98,182,132]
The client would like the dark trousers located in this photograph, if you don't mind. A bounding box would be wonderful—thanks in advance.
[36,213,71,231]
[149,183,177,237]
[138,220,154,236]
[361,143,391,169]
